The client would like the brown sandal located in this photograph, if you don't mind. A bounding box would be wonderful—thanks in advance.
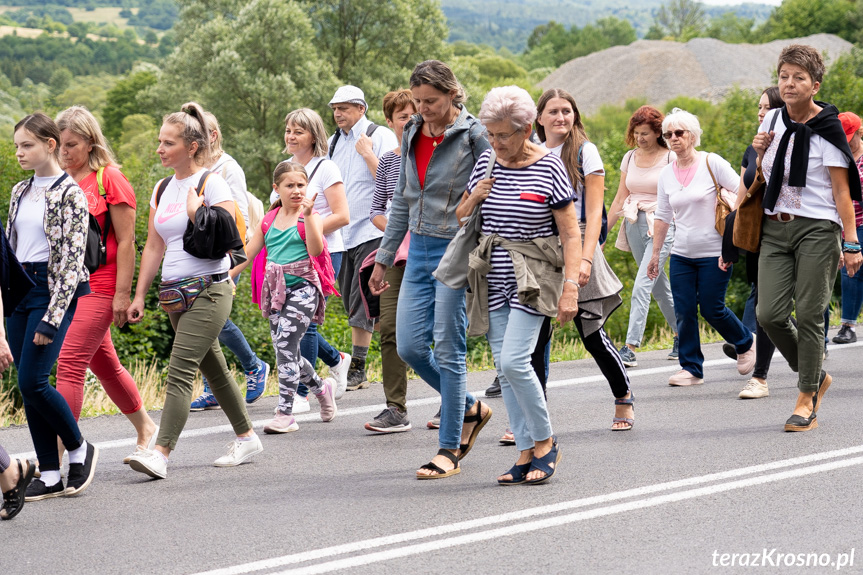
[417,449,460,480]
[459,400,492,460]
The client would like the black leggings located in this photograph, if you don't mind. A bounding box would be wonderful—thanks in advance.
[529,316,553,399]
[573,312,632,399]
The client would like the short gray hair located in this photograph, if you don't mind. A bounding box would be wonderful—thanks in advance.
[662,107,702,148]
[479,86,537,132]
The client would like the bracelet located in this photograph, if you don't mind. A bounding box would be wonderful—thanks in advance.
[564,278,579,288]
[843,247,862,254]
[843,241,861,249]
[582,258,593,265]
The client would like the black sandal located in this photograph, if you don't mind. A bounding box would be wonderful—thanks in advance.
[459,400,492,460]
[417,449,460,480]
[1,458,36,520]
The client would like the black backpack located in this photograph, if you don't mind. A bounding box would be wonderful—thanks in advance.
[83,167,111,273]
[328,123,379,158]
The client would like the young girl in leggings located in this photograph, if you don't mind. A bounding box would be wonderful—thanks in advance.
[7,113,98,500]
[126,103,262,479]
[239,161,337,433]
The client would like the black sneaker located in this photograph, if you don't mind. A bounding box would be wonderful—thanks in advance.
[65,442,99,497]
[667,336,680,360]
[485,377,501,397]
[832,324,857,344]
[722,342,737,360]
[25,478,65,501]
[346,356,369,391]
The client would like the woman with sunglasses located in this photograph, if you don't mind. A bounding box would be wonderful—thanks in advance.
[647,108,754,386]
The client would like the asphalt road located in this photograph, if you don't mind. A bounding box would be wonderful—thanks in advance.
[2,334,863,575]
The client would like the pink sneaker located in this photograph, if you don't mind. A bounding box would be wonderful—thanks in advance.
[315,378,338,422]
[263,413,299,434]
[736,335,756,375]
[668,369,704,387]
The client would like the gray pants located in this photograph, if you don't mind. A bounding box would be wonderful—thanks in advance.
[624,212,677,346]
[757,217,840,393]
[160,280,252,450]
[268,284,324,415]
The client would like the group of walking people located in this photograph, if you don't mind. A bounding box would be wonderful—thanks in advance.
[2,43,861,518]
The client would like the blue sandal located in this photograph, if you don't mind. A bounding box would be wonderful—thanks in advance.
[526,438,561,485]
[612,391,634,431]
[497,461,531,486]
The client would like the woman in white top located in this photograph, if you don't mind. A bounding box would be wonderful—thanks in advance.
[126,102,262,480]
[280,108,352,403]
[647,108,754,387]
[607,106,678,368]
[536,88,630,430]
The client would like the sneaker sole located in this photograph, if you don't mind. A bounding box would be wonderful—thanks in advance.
[129,458,167,479]
[738,391,769,399]
[666,355,678,360]
[190,405,222,412]
[213,444,263,467]
[264,423,299,434]
[346,382,370,391]
[364,422,412,433]
[622,361,637,368]
[25,489,66,502]
[484,391,501,398]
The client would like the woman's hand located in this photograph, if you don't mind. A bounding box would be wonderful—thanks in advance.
[647,255,660,280]
[113,293,131,328]
[0,335,11,372]
[752,131,775,164]
[469,178,495,207]
[718,256,731,272]
[845,251,863,277]
[127,298,146,324]
[578,259,592,287]
[33,333,52,346]
[302,192,318,217]
[369,262,389,295]
[186,186,205,220]
[557,283,579,324]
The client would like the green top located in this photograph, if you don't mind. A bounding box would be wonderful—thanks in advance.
[265,224,308,287]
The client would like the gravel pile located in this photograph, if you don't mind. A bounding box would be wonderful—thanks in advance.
[539,34,853,115]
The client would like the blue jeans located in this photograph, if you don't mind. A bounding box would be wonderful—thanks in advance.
[218,318,259,373]
[743,283,758,333]
[488,304,551,451]
[396,234,475,450]
[669,255,753,379]
[840,225,863,324]
[298,251,343,398]
[8,263,82,471]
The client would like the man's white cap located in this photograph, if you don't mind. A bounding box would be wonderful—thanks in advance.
[329,85,368,110]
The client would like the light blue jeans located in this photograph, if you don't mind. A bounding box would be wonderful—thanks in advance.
[624,211,677,346]
[488,304,551,452]
[395,233,475,450]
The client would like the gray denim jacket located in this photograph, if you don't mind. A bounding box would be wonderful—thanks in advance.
[375,105,490,267]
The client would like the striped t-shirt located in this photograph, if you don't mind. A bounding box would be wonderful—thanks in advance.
[466,148,573,314]
[370,150,401,221]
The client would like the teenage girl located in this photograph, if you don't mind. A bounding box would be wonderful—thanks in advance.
[239,161,337,433]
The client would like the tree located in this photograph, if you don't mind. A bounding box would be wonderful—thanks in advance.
[653,0,705,40]
[148,0,339,192]
[705,12,755,44]
[102,66,158,141]
[758,0,855,42]
[820,48,863,115]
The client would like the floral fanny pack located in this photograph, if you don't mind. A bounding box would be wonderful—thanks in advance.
[158,275,215,313]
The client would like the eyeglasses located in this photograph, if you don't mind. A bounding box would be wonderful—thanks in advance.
[662,129,689,140]
[483,129,521,143]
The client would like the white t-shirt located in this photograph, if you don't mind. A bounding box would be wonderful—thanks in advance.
[656,152,740,258]
[151,171,232,281]
[759,109,847,225]
[14,174,59,263]
[544,141,604,219]
[269,156,347,253]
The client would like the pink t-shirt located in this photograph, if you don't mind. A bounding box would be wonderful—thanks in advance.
[620,149,674,204]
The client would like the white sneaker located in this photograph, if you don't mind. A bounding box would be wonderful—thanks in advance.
[330,352,351,400]
[738,378,769,399]
[128,448,167,479]
[214,434,263,467]
[293,395,311,414]
[123,425,159,465]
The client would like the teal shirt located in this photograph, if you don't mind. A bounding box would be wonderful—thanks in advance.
[265,224,309,287]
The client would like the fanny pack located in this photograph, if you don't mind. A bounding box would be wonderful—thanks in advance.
[158,272,227,313]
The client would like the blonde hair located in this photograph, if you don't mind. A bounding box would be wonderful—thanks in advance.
[55,106,118,171]
[202,110,223,156]
[162,101,212,165]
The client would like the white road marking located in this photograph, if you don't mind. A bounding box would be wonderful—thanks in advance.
[192,444,863,575]
[7,340,861,459]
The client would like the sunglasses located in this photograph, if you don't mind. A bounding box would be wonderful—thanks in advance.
[663,129,689,140]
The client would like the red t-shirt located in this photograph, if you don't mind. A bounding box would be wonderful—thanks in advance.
[78,166,137,295]
[414,131,444,190]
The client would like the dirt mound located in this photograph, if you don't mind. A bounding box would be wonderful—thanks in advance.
[539,34,853,115]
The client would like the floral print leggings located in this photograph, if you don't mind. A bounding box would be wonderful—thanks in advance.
[268,284,325,415]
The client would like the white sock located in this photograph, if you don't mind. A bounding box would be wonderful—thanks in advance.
[68,441,88,465]
[237,434,256,442]
[41,469,61,486]
[850,325,857,332]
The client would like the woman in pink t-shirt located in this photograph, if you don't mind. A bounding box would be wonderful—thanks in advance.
[55,106,158,463]
[608,106,678,369]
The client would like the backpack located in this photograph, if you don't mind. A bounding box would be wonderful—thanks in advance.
[328,123,379,158]
[84,167,110,273]
[575,144,609,245]
[156,170,247,266]
[261,208,338,297]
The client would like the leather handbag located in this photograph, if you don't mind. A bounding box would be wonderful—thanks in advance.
[733,167,766,253]
[432,151,496,290]
[705,153,737,237]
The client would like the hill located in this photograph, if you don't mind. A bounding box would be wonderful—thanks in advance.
[538,33,853,115]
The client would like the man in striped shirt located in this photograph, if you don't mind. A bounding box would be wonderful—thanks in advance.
[327,85,399,390]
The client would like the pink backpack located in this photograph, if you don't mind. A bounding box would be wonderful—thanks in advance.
[251,208,339,306]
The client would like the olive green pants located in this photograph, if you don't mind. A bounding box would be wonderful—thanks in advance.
[757,217,840,393]
[380,265,408,412]
[157,280,252,450]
